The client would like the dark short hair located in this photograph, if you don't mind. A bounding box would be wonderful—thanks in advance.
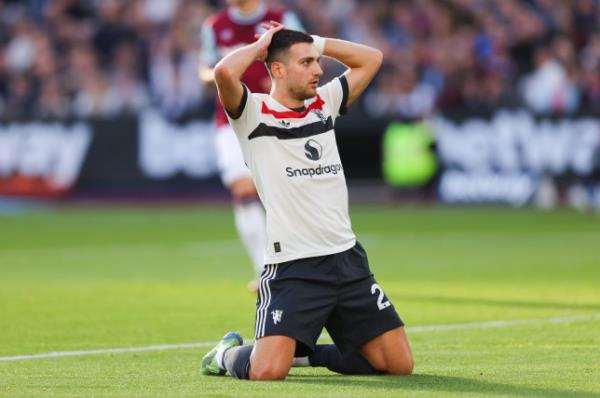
[265,29,313,69]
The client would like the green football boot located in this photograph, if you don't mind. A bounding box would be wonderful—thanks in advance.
[201,332,243,375]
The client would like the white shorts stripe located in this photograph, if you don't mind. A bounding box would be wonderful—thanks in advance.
[260,264,278,338]
[260,264,276,337]
[255,265,267,337]
[255,266,267,338]
[254,264,271,337]
[255,264,277,338]
[256,265,276,338]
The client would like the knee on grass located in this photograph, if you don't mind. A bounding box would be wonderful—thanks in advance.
[249,363,290,381]
[369,352,414,376]
[386,357,414,375]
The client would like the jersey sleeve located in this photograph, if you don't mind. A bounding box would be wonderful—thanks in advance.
[317,74,349,121]
[226,84,261,137]
[199,21,218,67]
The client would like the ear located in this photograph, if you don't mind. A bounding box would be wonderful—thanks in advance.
[270,61,285,79]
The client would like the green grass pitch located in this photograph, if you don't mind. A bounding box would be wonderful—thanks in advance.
[0,204,599,397]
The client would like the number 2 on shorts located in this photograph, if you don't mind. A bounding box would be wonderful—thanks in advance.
[371,283,391,310]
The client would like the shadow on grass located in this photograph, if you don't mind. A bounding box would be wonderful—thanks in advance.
[285,373,599,398]
[396,294,600,312]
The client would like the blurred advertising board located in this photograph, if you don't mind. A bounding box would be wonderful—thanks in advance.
[1,109,598,203]
[433,110,600,205]
[0,121,92,197]
[0,112,219,197]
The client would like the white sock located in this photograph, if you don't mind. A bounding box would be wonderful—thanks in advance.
[292,356,310,367]
[215,346,227,370]
[233,200,267,277]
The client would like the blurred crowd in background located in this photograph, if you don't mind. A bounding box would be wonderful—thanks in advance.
[0,0,599,121]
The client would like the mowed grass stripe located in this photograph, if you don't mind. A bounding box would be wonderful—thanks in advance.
[2,313,598,362]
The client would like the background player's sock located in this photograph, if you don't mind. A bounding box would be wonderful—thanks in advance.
[223,345,253,379]
[233,200,266,277]
[308,344,384,375]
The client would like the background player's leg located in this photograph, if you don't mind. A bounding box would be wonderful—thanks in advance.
[231,178,267,285]
[360,327,413,375]
[249,335,295,380]
[216,126,267,291]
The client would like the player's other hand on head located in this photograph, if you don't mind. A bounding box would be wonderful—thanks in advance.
[254,21,285,61]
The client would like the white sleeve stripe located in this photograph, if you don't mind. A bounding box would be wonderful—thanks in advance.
[200,23,218,67]
[282,11,304,32]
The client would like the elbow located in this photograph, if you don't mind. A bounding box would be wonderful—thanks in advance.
[213,62,233,85]
[372,48,383,70]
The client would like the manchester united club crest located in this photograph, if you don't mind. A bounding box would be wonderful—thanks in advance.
[312,109,327,124]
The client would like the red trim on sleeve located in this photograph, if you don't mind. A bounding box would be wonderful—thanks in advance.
[260,95,325,119]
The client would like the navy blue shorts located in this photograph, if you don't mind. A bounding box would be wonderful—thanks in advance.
[254,241,403,357]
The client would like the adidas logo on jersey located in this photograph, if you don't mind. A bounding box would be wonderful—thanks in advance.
[278,120,291,128]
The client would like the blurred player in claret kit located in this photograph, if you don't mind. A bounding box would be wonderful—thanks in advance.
[201,21,413,380]
[199,0,303,292]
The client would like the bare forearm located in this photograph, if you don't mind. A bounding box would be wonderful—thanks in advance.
[321,38,383,106]
[322,38,383,70]
[214,43,262,83]
[213,43,264,116]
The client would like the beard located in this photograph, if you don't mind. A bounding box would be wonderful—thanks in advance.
[289,84,318,101]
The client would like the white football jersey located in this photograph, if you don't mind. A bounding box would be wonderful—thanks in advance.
[226,75,356,264]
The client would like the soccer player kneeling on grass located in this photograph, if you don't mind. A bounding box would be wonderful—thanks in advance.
[201,22,413,380]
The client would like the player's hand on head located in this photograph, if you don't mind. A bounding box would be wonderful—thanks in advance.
[254,21,285,61]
